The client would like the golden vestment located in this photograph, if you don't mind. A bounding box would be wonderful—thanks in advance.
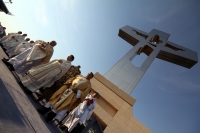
[49,75,91,111]
[40,65,81,101]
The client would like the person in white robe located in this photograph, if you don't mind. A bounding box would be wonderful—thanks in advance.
[0,31,22,43]
[20,55,75,92]
[6,38,30,57]
[13,40,35,57]
[2,40,56,76]
[2,33,27,50]
[59,92,99,133]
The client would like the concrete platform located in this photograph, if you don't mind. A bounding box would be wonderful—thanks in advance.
[0,47,62,133]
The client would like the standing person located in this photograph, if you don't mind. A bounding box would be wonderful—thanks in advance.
[21,55,75,93]
[2,40,56,76]
[13,40,35,57]
[6,38,30,57]
[37,72,94,122]
[59,92,99,133]
[0,31,22,43]
[36,65,81,102]
[2,33,27,51]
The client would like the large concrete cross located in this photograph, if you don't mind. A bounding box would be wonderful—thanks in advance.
[104,25,198,94]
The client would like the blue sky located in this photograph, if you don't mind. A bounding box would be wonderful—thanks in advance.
[1,0,200,133]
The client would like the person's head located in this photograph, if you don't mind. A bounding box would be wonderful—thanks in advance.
[92,92,100,98]
[67,55,74,61]
[85,72,94,80]
[30,40,34,44]
[152,35,160,42]
[50,40,57,47]
[18,31,22,34]
[25,38,30,41]
[22,34,27,36]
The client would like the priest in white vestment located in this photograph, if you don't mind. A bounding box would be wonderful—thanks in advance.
[3,40,56,75]
[21,55,75,92]
[2,33,27,50]
[59,92,99,133]
[0,31,22,43]
[6,38,30,57]
[13,40,35,57]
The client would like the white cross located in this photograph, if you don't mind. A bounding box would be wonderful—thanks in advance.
[104,25,198,94]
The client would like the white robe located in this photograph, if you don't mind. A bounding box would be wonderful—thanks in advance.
[8,41,53,75]
[7,41,30,57]
[0,33,19,43]
[21,59,71,92]
[3,34,25,49]
[14,41,31,56]
[8,47,42,75]
[63,95,96,132]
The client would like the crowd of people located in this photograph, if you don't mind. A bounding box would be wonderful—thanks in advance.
[0,25,100,133]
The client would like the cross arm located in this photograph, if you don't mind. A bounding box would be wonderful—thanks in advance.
[118,25,149,46]
[157,41,198,68]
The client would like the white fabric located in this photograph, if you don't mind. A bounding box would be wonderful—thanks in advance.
[76,90,81,98]
[63,95,96,132]
[7,41,30,57]
[44,102,51,108]
[3,34,25,49]
[0,33,18,43]
[55,110,67,121]
[82,95,96,121]
[14,41,31,56]
[19,48,26,53]
[49,60,72,83]
[21,59,71,93]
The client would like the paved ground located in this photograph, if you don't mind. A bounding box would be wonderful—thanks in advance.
[0,47,62,133]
